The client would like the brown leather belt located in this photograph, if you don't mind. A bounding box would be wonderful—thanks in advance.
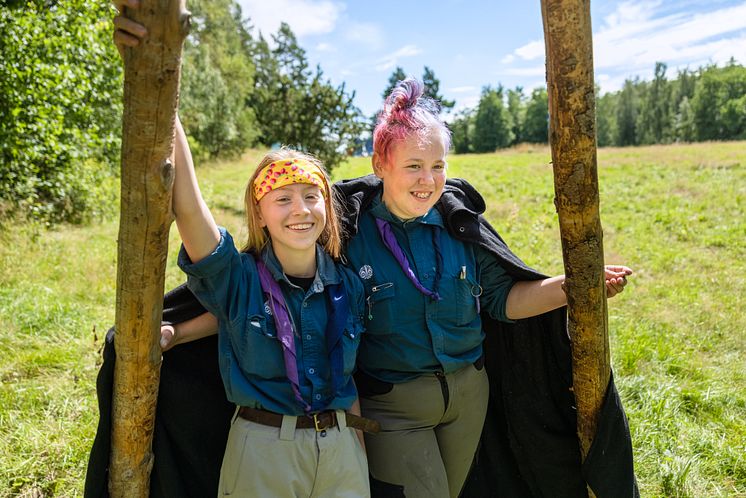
[238,406,380,434]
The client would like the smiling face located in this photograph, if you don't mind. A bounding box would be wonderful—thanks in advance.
[374,128,447,220]
[257,183,326,263]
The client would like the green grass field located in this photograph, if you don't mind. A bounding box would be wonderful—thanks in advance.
[1,142,744,497]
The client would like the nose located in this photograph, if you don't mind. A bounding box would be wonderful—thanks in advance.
[418,167,435,185]
[290,196,311,215]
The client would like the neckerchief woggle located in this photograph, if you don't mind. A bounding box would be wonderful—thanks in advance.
[255,257,348,413]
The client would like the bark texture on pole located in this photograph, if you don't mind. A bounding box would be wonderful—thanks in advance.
[109,1,189,496]
[541,0,610,470]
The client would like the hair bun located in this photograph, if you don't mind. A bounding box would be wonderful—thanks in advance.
[387,77,423,116]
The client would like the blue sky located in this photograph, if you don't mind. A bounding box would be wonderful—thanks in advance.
[235,0,746,118]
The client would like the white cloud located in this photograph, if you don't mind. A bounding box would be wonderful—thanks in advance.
[236,0,344,37]
[449,86,478,94]
[593,1,746,74]
[502,65,546,77]
[343,22,385,50]
[514,40,545,61]
[492,1,746,96]
[374,45,422,72]
[316,42,336,52]
[501,54,515,64]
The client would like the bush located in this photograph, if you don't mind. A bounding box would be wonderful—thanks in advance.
[0,0,122,224]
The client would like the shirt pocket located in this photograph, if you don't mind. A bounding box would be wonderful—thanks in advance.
[364,282,396,334]
[437,273,481,326]
[342,317,364,376]
[231,314,286,379]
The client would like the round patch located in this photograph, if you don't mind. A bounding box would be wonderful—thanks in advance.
[359,264,373,280]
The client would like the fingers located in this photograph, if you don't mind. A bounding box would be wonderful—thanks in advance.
[113,15,148,42]
[605,273,629,297]
[160,325,175,351]
[605,265,633,276]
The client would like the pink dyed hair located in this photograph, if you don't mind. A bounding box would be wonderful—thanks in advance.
[373,77,452,167]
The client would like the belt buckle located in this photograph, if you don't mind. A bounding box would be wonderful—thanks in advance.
[312,411,333,432]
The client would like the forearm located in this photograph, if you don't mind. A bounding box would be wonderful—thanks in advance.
[172,116,220,262]
[505,275,566,320]
[165,312,218,350]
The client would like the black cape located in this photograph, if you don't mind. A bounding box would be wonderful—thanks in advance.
[85,176,637,498]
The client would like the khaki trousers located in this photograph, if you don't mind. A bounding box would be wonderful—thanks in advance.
[360,364,489,498]
[218,409,369,497]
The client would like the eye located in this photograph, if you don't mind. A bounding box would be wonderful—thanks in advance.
[433,163,446,170]
[305,193,320,201]
[406,164,421,170]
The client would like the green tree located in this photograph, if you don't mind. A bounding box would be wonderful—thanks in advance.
[0,0,122,222]
[251,23,365,169]
[692,61,746,140]
[450,109,475,154]
[422,66,455,112]
[381,66,408,101]
[472,85,513,152]
[379,66,454,113]
[523,87,549,144]
[615,78,640,146]
[178,0,259,160]
[673,96,696,142]
[636,62,672,144]
[596,90,618,147]
[506,87,525,144]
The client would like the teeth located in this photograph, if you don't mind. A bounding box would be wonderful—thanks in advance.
[288,223,312,230]
[412,192,431,199]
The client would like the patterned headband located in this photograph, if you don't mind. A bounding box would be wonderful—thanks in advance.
[253,158,328,202]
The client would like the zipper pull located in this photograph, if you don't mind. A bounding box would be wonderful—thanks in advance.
[367,295,373,321]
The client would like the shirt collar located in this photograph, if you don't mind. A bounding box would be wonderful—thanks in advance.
[369,193,445,228]
[259,243,341,293]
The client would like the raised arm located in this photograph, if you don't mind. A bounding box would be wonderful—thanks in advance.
[171,116,221,262]
[112,0,219,262]
[505,265,632,320]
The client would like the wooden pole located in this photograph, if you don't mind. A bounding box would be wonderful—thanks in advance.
[109,1,189,496]
[540,0,609,482]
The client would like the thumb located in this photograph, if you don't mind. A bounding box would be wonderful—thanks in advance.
[160,325,175,351]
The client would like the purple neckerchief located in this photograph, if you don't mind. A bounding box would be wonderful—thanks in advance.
[255,259,312,413]
[375,217,442,301]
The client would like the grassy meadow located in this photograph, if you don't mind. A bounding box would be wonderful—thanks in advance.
[1,141,744,497]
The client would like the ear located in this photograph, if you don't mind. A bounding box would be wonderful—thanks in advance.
[256,205,267,228]
[372,152,385,178]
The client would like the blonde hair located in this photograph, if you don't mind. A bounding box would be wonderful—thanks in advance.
[241,148,343,259]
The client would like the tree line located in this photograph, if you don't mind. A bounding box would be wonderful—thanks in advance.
[450,60,746,153]
[0,0,364,223]
[1,0,744,223]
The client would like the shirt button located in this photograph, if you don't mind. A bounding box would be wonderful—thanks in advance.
[303,302,308,308]
[308,368,315,374]
[315,394,321,400]
[306,334,312,340]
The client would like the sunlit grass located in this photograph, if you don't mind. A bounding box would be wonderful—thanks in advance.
[1,141,744,496]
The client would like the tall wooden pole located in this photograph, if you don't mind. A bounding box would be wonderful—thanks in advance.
[540,0,609,486]
[109,1,189,496]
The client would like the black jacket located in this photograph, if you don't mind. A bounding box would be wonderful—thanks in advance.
[85,176,637,498]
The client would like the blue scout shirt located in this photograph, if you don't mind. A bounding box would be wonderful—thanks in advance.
[178,227,364,415]
[345,196,515,383]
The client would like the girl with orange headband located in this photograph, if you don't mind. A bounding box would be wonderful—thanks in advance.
[169,114,373,497]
